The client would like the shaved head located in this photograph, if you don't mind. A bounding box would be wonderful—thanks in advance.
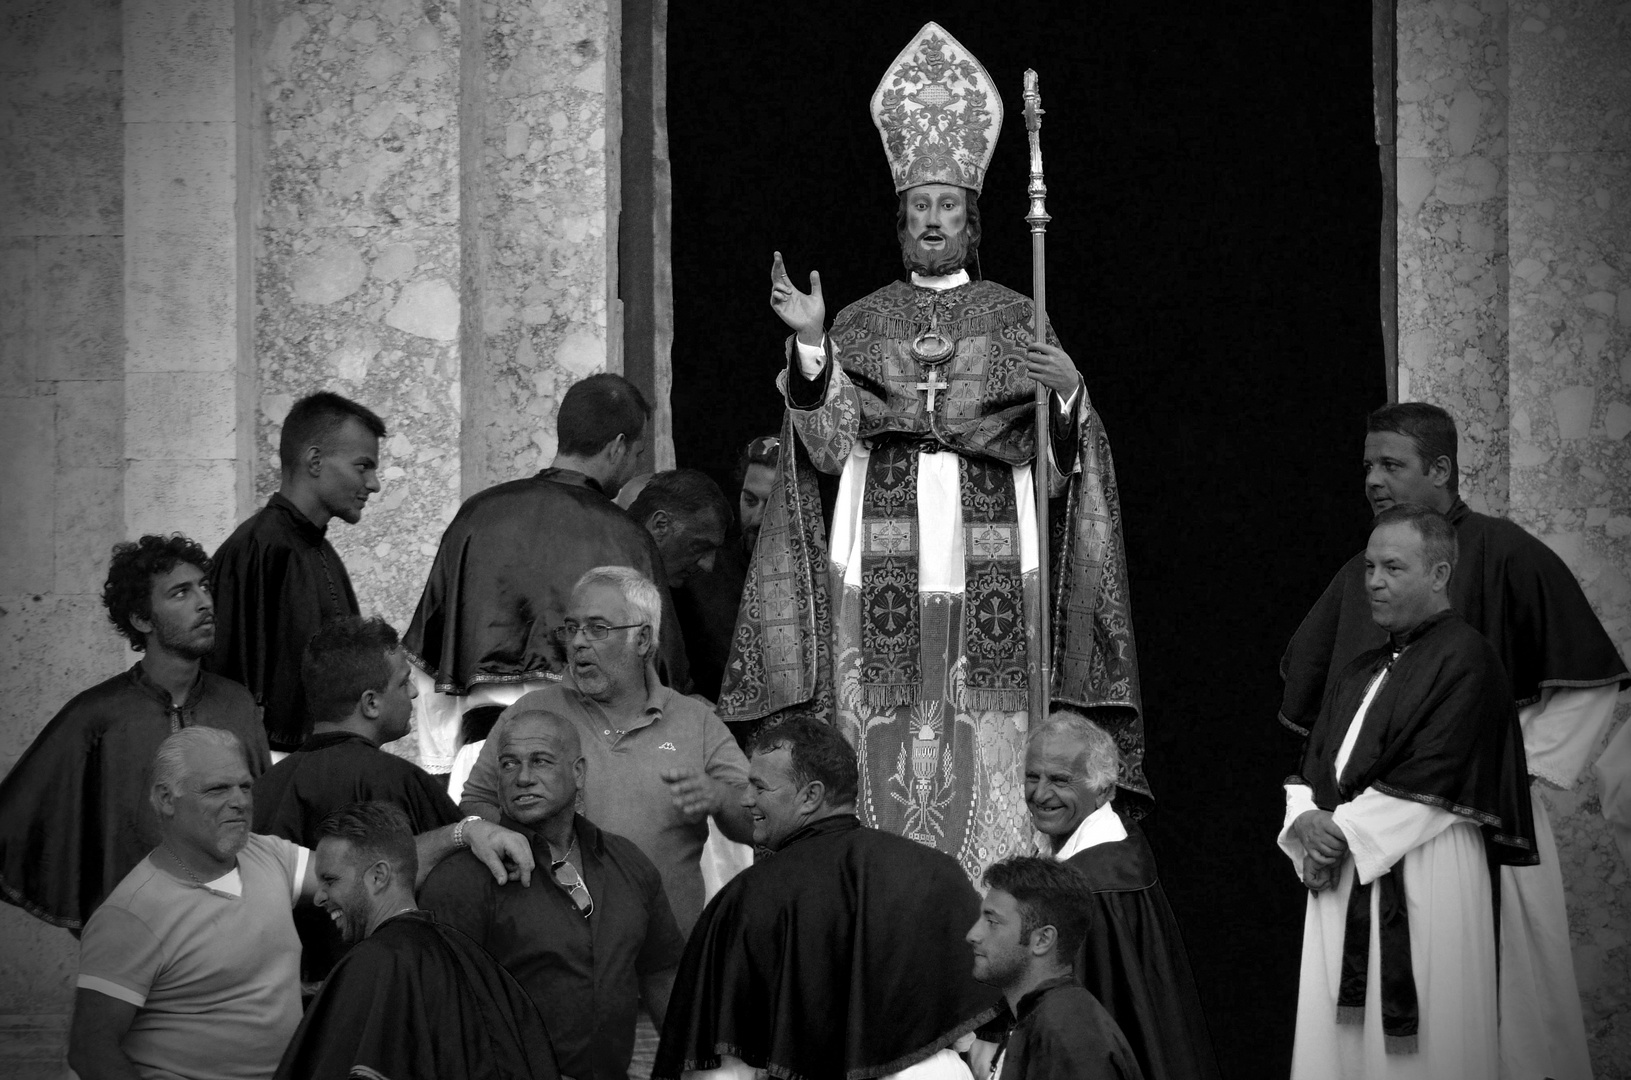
[502,710,581,757]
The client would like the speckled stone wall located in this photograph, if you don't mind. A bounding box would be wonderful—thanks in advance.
[461,0,622,492]
[1505,1,1631,1071]
[1397,1,1631,1072]
[0,0,129,1071]
[254,0,465,633]
[1396,0,1511,515]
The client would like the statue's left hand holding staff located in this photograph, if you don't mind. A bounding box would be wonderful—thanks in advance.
[769,250,1080,397]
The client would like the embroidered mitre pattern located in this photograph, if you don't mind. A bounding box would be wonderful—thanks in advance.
[870,22,1003,194]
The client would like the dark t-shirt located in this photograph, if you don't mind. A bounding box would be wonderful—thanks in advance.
[419,814,685,1080]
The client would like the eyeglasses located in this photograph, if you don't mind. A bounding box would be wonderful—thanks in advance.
[551,857,593,918]
[552,620,646,643]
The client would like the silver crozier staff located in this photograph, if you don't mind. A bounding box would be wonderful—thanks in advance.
[1024,68,1054,702]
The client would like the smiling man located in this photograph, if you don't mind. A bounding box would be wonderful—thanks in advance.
[1279,402,1629,1080]
[0,535,270,932]
[1280,505,1536,1079]
[720,22,1144,885]
[253,616,463,983]
[274,802,558,1080]
[421,710,685,1080]
[67,726,536,1080]
[208,391,386,752]
[1024,712,1217,1080]
[655,717,998,1080]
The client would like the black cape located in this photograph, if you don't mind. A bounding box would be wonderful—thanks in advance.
[0,663,269,930]
[654,815,1001,1080]
[252,729,461,980]
[992,977,1146,1080]
[403,468,690,694]
[207,492,361,751]
[1065,816,1220,1080]
[1281,499,1629,735]
[274,909,559,1080]
[1294,611,1536,864]
[673,538,749,703]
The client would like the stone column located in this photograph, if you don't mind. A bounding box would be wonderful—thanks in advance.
[254,0,465,634]
[123,0,246,546]
[1505,1,1631,1065]
[1396,0,1631,1068]
[0,0,128,1070]
[1395,0,1511,515]
[461,0,623,493]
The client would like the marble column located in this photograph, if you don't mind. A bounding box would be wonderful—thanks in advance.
[0,0,128,1072]
[1396,0,1631,1070]
[1505,1,1631,1069]
[1395,0,1511,515]
[254,0,466,633]
[461,0,624,493]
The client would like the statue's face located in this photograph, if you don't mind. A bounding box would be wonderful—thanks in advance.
[901,184,968,275]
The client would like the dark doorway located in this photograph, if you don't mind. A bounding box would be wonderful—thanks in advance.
[668,5,1384,1076]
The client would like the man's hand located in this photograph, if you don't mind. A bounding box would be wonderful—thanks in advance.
[1025,342,1080,397]
[465,820,535,887]
[771,251,825,347]
[1291,808,1349,864]
[1302,854,1340,893]
[660,767,727,824]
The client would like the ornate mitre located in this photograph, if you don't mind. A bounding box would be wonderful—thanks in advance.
[870,22,1004,194]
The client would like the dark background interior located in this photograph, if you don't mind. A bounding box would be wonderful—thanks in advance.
[666,4,1386,1075]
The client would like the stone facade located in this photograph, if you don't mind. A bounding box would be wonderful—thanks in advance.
[1398,1,1631,1072]
[0,0,130,1074]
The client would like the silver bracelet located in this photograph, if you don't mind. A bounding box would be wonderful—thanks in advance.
[453,815,483,848]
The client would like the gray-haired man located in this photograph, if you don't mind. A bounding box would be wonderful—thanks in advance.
[1025,711,1219,1080]
[68,727,535,1080]
[461,565,753,937]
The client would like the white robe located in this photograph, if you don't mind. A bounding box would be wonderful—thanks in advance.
[1499,684,1619,1080]
[1280,665,1499,1080]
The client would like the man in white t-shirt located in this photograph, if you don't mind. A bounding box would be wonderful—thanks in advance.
[68,726,533,1080]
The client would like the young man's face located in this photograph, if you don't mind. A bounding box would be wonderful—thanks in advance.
[314,416,382,525]
[738,463,777,552]
[314,837,375,945]
[138,562,216,660]
[967,886,1031,989]
[375,648,418,744]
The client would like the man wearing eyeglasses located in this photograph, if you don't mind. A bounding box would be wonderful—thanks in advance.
[459,566,754,936]
[421,709,685,1080]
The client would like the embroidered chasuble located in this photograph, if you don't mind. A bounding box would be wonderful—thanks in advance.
[720,276,1144,880]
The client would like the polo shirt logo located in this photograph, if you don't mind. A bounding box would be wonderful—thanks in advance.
[658,741,677,752]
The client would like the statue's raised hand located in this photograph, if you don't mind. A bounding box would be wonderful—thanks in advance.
[770,251,825,347]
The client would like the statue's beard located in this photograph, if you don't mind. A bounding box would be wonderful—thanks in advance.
[901,231,969,277]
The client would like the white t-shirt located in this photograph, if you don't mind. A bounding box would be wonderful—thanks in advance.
[78,834,308,1080]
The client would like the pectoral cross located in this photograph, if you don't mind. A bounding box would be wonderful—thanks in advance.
[913,368,948,413]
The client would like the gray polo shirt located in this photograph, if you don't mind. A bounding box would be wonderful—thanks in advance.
[461,679,748,932]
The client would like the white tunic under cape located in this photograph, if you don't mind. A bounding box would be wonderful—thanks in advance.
[1279,663,1499,1080]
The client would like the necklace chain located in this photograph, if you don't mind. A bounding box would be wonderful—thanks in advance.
[161,843,207,887]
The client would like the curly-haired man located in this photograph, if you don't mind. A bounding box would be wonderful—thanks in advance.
[0,534,270,932]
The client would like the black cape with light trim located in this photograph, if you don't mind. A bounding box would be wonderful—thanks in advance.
[402,468,690,695]
[1293,611,1536,865]
[1065,816,1221,1080]
[273,910,559,1080]
[0,664,268,930]
[1280,499,1629,736]
[653,814,1001,1080]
